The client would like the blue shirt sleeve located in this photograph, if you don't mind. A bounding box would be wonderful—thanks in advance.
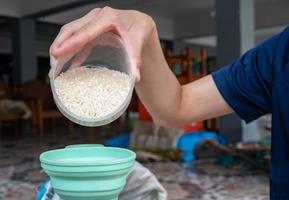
[212,31,282,123]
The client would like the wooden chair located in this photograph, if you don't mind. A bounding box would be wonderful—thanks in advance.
[17,80,73,135]
[0,82,23,137]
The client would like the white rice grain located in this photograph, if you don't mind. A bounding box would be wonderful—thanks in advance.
[54,67,130,119]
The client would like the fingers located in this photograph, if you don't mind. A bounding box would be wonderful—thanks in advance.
[49,7,146,83]
[49,53,75,78]
[50,8,101,58]
[52,7,122,58]
[70,44,93,69]
[49,9,101,78]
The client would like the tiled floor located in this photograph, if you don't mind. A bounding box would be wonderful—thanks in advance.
[0,123,269,200]
[144,162,269,200]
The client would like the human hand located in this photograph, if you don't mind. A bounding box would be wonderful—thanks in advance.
[49,7,157,81]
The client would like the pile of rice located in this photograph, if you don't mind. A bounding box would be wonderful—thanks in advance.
[54,67,130,119]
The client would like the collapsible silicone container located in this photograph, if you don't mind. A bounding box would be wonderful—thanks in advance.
[50,32,135,127]
[40,146,136,200]
[65,144,104,148]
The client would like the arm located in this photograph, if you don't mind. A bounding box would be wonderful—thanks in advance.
[50,7,233,127]
[136,28,232,126]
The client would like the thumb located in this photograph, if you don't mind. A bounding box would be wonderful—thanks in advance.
[130,56,142,82]
[49,56,57,78]
[114,24,143,82]
[123,36,143,82]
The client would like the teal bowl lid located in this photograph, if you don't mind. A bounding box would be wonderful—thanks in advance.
[40,147,136,167]
[65,144,104,148]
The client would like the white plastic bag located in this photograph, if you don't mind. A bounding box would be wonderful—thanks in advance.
[120,162,167,200]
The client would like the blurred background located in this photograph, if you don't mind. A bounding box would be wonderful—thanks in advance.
[0,0,287,199]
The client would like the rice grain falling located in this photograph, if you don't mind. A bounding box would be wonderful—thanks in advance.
[54,67,131,119]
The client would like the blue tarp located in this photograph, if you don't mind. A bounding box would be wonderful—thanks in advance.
[176,131,225,163]
[105,131,225,163]
[105,133,130,148]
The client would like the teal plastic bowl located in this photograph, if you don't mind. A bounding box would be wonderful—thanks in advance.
[65,144,104,148]
[40,147,136,200]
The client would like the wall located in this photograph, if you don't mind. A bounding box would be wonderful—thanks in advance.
[154,17,174,40]
[0,32,50,57]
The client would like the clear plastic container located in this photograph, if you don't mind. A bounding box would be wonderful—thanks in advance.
[50,32,135,127]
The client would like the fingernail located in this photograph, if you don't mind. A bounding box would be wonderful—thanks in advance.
[49,56,58,78]
[135,70,141,82]
[50,56,57,68]
[48,68,53,78]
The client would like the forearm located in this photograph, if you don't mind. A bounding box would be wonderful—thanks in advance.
[179,76,233,123]
[135,28,233,127]
[135,28,183,126]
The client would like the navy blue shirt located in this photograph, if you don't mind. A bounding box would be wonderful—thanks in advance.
[212,26,289,200]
